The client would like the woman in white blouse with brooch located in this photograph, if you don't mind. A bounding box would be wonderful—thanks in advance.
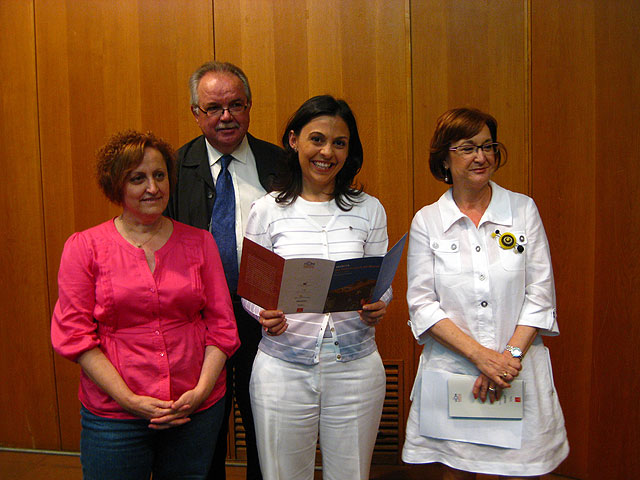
[241,95,390,480]
[402,108,568,479]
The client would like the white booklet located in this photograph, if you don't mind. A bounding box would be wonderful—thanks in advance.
[420,370,523,449]
[448,375,524,419]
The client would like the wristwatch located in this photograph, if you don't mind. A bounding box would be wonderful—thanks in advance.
[505,344,523,361]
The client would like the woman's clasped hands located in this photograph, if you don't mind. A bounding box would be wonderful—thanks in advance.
[471,346,522,403]
[124,387,209,430]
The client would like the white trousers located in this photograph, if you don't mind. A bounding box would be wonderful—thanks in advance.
[250,340,386,480]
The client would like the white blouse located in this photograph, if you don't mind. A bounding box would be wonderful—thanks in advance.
[402,182,569,476]
[241,192,392,365]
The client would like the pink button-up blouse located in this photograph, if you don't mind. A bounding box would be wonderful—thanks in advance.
[51,219,239,419]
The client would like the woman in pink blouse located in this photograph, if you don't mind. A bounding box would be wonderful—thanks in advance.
[51,130,240,480]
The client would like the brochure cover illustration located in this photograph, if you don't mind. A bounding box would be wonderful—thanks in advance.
[237,234,407,314]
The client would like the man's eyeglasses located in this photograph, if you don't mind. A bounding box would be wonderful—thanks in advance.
[195,102,248,118]
[449,142,501,157]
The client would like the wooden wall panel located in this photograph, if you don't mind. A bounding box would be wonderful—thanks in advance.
[411,0,529,214]
[0,0,60,450]
[530,2,595,478]
[591,1,640,478]
[35,0,214,450]
[213,0,413,461]
[214,0,413,360]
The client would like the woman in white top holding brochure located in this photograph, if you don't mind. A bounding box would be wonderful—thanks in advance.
[241,95,390,480]
[402,108,568,479]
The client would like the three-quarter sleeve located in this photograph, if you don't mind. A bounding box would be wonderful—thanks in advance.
[51,233,100,362]
[200,231,240,358]
[406,211,448,343]
[517,199,559,335]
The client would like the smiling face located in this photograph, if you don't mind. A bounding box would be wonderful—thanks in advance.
[289,115,350,201]
[121,147,170,223]
[446,124,497,191]
[193,71,251,154]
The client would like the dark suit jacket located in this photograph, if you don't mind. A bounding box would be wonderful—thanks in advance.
[166,133,283,230]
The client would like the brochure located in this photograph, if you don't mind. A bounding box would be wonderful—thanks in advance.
[420,370,523,449]
[448,374,524,419]
[237,233,407,313]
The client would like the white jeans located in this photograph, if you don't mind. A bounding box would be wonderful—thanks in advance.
[250,340,386,480]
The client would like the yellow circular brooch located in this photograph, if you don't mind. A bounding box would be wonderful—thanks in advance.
[491,230,525,253]
[499,232,516,249]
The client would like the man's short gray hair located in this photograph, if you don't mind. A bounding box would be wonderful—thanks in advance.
[189,61,252,107]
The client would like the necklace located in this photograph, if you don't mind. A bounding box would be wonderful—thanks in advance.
[117,216,164,248]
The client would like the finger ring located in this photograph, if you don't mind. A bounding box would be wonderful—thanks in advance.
[502,372,508,378]
[488,386,496,392]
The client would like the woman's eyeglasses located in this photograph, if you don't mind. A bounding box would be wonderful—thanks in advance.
[449,142,501,157]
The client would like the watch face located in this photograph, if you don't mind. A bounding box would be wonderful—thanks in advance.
[508,346,522,358]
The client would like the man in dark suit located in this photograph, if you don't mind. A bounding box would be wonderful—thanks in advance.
[166,61,282,480]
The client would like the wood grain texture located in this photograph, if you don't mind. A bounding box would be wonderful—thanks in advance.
[0,0,60,450]
[530,2,596,477]
[411,0,529,214]
[591,1,640,478]
[34,0,214,450]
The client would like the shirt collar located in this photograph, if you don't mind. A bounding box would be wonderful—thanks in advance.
[480,181,512,227]
[437,181,513,232]
[205,135,250,167]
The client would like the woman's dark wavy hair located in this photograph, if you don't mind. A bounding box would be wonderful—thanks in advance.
[96,130,176,205]
[275,95,364,211]
[429,107,507,184]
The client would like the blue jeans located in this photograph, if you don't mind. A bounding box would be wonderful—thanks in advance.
[80,398,225,480]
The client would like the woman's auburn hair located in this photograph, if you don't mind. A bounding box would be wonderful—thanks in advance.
[429,107,506,184]
[96,130,176,205]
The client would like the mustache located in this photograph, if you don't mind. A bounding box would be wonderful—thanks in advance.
[215,121,240,130]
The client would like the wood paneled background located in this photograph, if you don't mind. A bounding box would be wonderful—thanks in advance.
[1,1,637,478]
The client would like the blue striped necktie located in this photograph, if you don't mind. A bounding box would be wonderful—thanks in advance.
[210,154,238,291]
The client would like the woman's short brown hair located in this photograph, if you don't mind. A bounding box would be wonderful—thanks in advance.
[96,130,176,204]
[429,108,507,184]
